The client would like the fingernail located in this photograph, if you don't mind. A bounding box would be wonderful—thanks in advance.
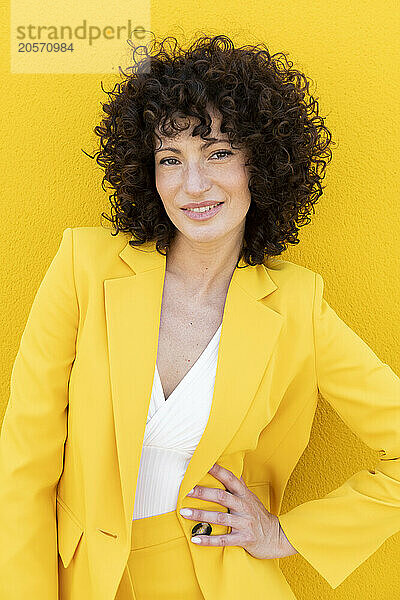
[191,537,201,543]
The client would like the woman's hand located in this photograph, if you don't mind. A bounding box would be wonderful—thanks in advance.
[180,463,298,559]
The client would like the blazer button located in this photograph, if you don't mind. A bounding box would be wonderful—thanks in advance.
[191,522,212,536]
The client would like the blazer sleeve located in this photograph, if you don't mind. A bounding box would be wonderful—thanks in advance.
[0,228,79,599]
[277,271,400,589]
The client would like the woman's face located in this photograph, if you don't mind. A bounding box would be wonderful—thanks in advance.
[154,109,251,246]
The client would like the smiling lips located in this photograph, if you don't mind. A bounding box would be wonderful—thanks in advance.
[182,202,223,213]
[181,202,224,220]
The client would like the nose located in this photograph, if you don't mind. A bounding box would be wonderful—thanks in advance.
[182,162,212,196]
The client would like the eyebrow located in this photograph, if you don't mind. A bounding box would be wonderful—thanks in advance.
[154,138,231,154]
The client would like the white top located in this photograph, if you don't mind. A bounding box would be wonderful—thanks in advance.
[132,324,223,520]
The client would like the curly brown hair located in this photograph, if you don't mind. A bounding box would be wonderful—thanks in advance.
[92,32,335,266]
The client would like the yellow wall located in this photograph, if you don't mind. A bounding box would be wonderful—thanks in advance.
[1,1,399,597]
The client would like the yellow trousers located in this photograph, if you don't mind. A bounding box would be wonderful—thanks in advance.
[115,510,204,599]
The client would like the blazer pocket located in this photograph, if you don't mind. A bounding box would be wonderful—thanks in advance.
[56,494,84,569]
[247,482,271,512]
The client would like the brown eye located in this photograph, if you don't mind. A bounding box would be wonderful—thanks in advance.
[212,151,233,159]
[159,158,179,166]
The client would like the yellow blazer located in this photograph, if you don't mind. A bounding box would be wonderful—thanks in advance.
[1,226,399,600]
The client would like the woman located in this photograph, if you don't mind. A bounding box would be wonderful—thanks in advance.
[1,33,399,600]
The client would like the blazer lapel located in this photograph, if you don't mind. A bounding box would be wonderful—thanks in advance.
[104,235,283,530]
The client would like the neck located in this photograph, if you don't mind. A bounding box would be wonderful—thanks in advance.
[165,229,245,298]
